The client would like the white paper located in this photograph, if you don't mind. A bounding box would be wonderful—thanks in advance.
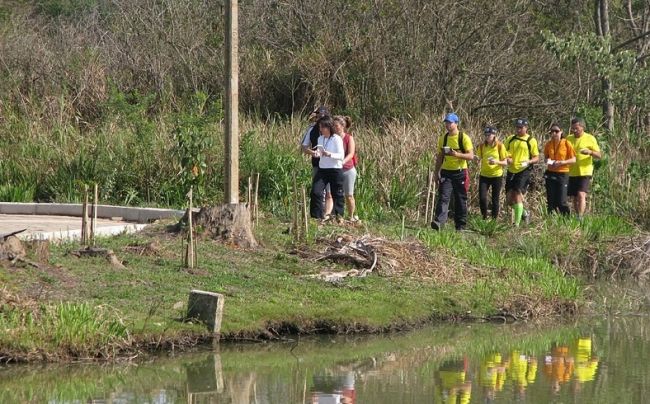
[547,159,555,165]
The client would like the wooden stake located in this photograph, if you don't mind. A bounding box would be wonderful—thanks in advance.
[430,179,436,222]
[254,172,260,227]
[424,169,433,223]
[302,187,308,241]
[81,184,89,245]
[186,187,195,269]
[292,172,299,242]
[247,175,252,222]
[91,183,98,246]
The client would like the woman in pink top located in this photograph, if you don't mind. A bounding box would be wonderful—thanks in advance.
[334,115,358,221]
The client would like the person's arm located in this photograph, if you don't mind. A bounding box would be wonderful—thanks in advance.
[301,127,316,156]
[322,136,344,160]
[448,149,474,161]
[343,135,356,164]
[587,149,602,159]
[448,135,474,161]
[528,139,540,165]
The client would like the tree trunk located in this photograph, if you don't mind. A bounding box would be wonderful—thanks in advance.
[598,0,615,133]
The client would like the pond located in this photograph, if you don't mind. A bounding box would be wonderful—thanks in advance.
[1,316,649,403]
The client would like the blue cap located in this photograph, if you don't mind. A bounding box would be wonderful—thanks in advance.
[514,118,529,127]
[483,126,497,135]
[444,113,459,124]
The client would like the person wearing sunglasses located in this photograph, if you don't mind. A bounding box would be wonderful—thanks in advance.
[475,126,507,220]
[543,123,576,215]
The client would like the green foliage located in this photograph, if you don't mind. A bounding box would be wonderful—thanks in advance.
[171,92,218,204]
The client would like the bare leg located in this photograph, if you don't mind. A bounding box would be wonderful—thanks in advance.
[346,195,356,218]
[325,192,333,216]
[575,191,587,216]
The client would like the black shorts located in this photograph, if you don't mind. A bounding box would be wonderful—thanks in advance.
[568,176,591,196]
[505,169,531,193]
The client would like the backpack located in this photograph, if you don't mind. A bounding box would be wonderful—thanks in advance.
[506,135,534,161]
[308,125,320,167]
[478,141,504,158]
[443,131,467,153]
[443,131,470,192]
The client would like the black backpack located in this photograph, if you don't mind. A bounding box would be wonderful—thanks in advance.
[443,131,467,153]
[506,135,534,160]
[309,125,320,167]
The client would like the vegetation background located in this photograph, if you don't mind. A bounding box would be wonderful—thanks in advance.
[0,0,648,226]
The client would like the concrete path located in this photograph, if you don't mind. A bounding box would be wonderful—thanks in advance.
[0,214,147,241]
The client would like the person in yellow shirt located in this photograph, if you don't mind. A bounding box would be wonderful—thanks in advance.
[476,126,508,220]
[505,118,540,226]
[566,117,602,219]
[543,123,576,215]
[431,113,474,231]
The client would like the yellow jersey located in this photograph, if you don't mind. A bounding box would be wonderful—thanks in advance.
[566,133,600,177]
[438,132,473,170]
[505,134,539,174]
[477,141,507,177]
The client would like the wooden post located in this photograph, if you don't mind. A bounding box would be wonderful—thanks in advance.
[292,172,299,242]
[302,187,308,241]
[247,175,252,222]
[186,187,195,269]
[81,184,89,245]
[430,179,436,222]
[254,172,260,227]
[224,0,239,204]
[424,169,433,223]
[91,183,98,246]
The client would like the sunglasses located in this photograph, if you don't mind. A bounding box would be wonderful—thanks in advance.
[549,129,561,133]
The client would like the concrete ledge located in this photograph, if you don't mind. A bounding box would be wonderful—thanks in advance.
[0,203,184,223]
[23,224,149,241]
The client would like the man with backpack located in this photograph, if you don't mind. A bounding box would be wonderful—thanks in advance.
[431,113,474,231]
[505,118,539,226]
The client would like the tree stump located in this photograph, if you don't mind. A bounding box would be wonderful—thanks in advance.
[190,203,257,248]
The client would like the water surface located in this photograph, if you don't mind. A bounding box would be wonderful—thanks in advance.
[1,316,649,403]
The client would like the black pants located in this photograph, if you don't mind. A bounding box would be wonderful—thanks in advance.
[545,171,570,215]
[479,176,503,219]
[310,168,344,218]
[434,169,468,229]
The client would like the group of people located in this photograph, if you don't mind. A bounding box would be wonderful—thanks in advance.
[300,108,602,230]
[432,113,601,231]
[301,107,358,222]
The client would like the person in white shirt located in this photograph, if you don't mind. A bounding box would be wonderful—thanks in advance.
[307,116,345,220]
[301,106,333,215]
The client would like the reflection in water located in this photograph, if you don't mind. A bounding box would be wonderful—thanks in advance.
[542,336,600,396]
[1,318,649,403]
[436,358,471,404]
[311,371,355,403]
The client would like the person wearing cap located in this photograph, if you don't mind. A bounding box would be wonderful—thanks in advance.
[543,123,576,215]
[302,106,333,216]
[309,116,345,220]
[505,118,539,226]
[566,117,601,219]
[431,112,474,231]
[476,126,508,220]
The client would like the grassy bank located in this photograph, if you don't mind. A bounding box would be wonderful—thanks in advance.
[0,210,643,363]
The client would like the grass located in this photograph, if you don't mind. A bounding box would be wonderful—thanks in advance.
[0,207,643,363]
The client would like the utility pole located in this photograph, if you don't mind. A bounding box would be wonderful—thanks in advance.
[224,0,239,204]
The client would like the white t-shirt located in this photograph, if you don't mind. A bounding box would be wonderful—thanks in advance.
[317,134,344,168]
[301,124,316,147]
